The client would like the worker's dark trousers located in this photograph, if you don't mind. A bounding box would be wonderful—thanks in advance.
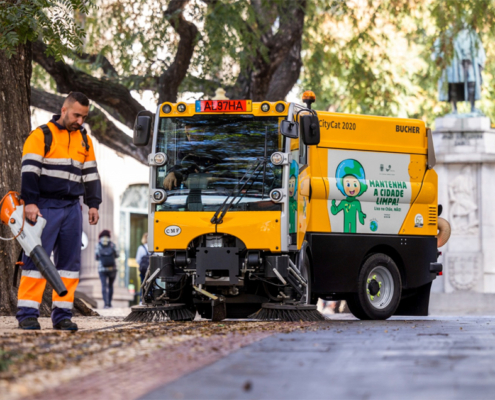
[16,201,82,325]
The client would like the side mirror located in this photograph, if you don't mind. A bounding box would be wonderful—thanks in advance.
[300,114,320,146]
[133,112,153,146]
[280,120,299,139]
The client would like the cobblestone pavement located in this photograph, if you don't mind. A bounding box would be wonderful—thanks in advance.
[141,315,495,400]
[0,316,315,400]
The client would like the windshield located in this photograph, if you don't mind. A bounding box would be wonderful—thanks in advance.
[155,115,284,212]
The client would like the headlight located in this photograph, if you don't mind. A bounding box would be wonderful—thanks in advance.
[275,103,285,113]
[152,190,167,203]
[270,152,284,165]
[153,152,167,166]
[261,103,270,112]
[270,152,290,165]
[153,191,163,201]
[270,189,284,203]
[162,104,172,114]
[177,103,186,113]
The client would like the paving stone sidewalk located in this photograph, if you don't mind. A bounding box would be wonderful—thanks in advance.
[141,316,495,400]
[0,317,312,400]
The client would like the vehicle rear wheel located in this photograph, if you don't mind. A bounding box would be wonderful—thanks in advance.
[349,253,402,320]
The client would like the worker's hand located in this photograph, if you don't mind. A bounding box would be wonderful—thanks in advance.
[25,204,42,223]
[88,208,99,225]
[163,172,177,190]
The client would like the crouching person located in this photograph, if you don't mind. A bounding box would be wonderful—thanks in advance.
[17,92,101,330]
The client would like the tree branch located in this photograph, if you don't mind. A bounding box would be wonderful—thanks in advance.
[74,51,119,77]
[226,0,306,101]
[31,87,150,164]
[265,36,303,101]
[180,75,229,97]
[158,0,199,103]
[32,40,144,129]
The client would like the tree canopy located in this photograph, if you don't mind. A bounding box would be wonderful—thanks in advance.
[302,0,495,123]
[2,0,495,165]
[25,0,307,162]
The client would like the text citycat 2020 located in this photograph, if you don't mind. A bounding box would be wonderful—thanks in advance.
[125,91,451,323]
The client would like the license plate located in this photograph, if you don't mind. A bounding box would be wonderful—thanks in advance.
[195,100,252,113]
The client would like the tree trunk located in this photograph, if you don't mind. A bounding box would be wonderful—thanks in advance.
[0,43,32,315]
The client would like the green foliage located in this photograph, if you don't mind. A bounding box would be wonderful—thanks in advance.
[0,0,96,59]
[80,0,301,93]
[81,0,191,84]
[199,0,294,83]
[301,0,495,123]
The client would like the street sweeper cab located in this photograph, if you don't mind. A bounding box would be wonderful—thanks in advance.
[128,92,450,322]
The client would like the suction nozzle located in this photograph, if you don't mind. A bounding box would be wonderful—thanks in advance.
[30,245,68,297]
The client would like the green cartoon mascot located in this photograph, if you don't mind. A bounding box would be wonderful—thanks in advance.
[331,159,367,233]
[288,160,299,233]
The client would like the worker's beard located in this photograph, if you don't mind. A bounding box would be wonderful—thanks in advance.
[63,115,81,132]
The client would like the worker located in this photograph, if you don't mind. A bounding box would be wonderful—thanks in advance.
[17,91,101,330]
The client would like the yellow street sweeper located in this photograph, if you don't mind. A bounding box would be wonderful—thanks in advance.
[125,91,450,322]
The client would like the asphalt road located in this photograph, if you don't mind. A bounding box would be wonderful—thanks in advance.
[141,315,495,400]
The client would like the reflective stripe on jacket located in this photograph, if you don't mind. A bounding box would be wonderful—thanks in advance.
[21,120,102,209]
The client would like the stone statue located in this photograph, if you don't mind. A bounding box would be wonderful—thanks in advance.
[448,165,479,234]
[432,26,486,114]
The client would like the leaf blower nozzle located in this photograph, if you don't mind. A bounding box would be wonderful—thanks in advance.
[30,245,68,296]
[0,191,68,297]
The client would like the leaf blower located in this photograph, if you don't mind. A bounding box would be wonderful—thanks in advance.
[0,191,68,297]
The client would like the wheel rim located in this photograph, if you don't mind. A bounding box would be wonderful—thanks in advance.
[365,265,394,309]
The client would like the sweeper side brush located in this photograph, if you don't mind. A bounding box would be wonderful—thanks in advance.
[124,304,195,322]
[249,303,327,322]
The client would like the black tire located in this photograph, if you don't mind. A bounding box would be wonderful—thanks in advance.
[346,295,371,320]
[349,253,402,320]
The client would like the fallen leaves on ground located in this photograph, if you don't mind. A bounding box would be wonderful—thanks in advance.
[0,318,314,400]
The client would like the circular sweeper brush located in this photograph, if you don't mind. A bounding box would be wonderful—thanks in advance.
[124,304,195,322]
[248,303,326,322]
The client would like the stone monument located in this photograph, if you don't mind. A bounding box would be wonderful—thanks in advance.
[431,26,486,115]
[430,27,495,314]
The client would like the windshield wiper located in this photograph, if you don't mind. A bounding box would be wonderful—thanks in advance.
[210,158,267,225]
[261,126,268,199]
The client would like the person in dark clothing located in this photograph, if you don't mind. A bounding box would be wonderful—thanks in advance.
[95,229,118,308]
[136,232,150,304]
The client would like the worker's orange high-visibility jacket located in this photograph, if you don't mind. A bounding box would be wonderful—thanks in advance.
[20,120,101,208]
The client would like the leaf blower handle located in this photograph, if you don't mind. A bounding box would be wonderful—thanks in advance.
[0,191,68,297]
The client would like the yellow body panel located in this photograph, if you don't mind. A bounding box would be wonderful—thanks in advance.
[400,169,438,236]
[303,113,436,239]
[317,112,427,155]
[154,211,282,252]
[306,143,331,233]
[297,167,311,248]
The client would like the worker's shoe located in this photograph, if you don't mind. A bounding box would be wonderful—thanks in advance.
[19,317,41,330]
[53,319,78,331]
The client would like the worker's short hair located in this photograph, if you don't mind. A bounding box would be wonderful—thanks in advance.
[65,91,89,107]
